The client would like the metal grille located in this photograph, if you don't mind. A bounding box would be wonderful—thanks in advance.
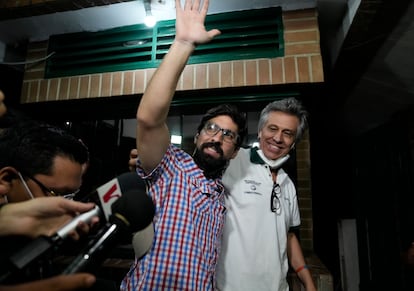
[45,7,284,78]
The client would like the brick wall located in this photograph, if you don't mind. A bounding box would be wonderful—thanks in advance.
[20,9,323,103]
[296,130,313,250]
[19,8,322,251]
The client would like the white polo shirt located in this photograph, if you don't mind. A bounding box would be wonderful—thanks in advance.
[216,147,301,291]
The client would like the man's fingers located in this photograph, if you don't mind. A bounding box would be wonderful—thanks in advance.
[207,29,221,40]
[200,0,209,15]
[192,0,200,11]
[130,148,138,159]
[183,0,192,10]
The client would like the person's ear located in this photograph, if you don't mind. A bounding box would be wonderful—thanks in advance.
[194,133,199,144]
[0,167,18,195]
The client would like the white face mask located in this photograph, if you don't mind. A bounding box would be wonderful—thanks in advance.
[256,149,289,169]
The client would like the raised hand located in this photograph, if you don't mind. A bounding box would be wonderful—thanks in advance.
[174,0,221,46]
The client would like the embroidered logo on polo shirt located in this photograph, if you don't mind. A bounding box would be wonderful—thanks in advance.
[244,179,262,195]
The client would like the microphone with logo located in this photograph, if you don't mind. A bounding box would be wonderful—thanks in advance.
[62,183,155,274]
[94,172,155,261]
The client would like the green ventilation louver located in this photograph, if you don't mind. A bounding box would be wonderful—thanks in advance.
[45,7,283,78]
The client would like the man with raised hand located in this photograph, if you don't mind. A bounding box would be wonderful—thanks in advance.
[120,0,247,290]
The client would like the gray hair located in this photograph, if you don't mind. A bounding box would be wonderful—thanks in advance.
[258,97,308,142]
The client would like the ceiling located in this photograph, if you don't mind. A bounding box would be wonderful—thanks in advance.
[327,0,414,136]
[0,0,317,48]
[0,0,413,136]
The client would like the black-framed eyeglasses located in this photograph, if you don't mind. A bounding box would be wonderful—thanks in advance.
[270,183,281,214]
[28,175,80,200]
[202,122,239,144]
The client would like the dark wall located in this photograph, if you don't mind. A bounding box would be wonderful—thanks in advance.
[308,95,351,291]
[310,103,414,291]
[352,114,414,291]
[0,64,23,108]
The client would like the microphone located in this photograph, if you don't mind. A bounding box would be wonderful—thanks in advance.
[57,205,101,240]
[87,171,154,259]
[132,223,154,259]
[85,172,147,221]
[3,172,145,278]
[62,188,155,274]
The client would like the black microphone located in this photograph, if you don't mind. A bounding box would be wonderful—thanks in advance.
[84,172,147,221]
[62,188,155,274]
[2,172,145,280]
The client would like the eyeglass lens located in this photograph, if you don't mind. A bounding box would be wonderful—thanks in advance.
[29,175,79,199]
[204,122,237,143]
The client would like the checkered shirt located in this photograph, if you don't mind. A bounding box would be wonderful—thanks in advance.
[120,144,226,291]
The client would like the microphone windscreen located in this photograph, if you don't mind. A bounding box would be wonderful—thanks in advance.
[97,172,147,220]
[61,188,155,275]
[111,189,155,232]
[117,172,147,192]
[132,223,154,259]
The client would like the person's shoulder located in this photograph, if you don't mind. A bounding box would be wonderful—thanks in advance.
[168,144,193,161]
[166,144,199,172]
[278,168,292,182]
[227,146,251,172]
[278,169,296,192]
[234,146,251,159]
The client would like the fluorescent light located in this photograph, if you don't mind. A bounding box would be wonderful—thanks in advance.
[171,135,182,145]
[143,0,157,27]
[144,14,157,27]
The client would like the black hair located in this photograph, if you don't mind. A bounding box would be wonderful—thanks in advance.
[0,120,89,177]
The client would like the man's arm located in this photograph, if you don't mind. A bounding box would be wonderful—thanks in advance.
[0,273,96,291]
[287,232,317,291]
[136,0,220,173]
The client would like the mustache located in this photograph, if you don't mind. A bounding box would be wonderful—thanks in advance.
[200,141,223,156]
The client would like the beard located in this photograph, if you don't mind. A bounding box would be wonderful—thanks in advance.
[193,142,228,179]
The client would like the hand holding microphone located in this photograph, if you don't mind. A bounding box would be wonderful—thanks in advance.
[0,197,99,239]
[2,172,144,281]
[63,183,155,274]
[1,172,154,283]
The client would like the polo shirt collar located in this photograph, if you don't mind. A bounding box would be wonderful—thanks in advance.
[250,146,265,164]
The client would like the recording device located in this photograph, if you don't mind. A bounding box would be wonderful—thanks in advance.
[57,205,101,239]
[63,188,155,274]
[1,172,147,282]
